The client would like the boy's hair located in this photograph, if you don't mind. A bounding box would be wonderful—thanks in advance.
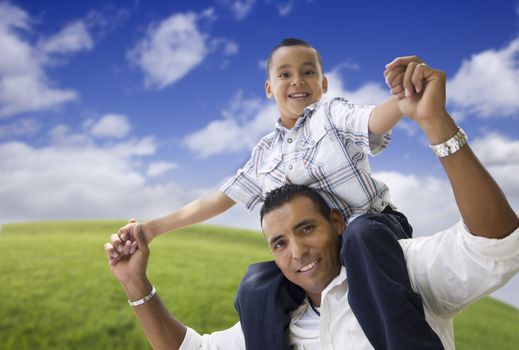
[266,38,324,77]
[260,184,331,224]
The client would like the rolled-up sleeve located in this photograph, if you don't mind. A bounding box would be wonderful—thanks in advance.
[327,97,390,156]
[180,323,246,350]
[400,221,519,318]
[219,158,263,211]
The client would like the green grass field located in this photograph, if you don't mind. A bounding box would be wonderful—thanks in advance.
[0,221,517,349]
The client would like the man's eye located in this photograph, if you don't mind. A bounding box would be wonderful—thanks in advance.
[274,241,285,250]
[302,225,314,233]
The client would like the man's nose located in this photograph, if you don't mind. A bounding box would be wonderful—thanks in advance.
[291,239,308,260]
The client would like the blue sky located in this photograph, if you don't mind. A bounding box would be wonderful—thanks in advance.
[1,0,518,307]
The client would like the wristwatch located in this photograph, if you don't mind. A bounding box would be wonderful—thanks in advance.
[429,128,468,158]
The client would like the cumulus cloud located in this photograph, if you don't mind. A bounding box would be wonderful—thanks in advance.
[127,12,208,89]
[224,0,257,20]
[128,10,238,88]
[0,118,40,139]
[183,66,389,158]
[0,117,193,222]
[0,2,105,117]
[277,2,294,16]
[147,161,178,177]
[447,37,519,118]
[38,21,94,54]
[86,113,131,139]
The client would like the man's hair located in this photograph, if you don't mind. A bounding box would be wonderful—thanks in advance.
[266,38,324,77]
[260,184,331,224]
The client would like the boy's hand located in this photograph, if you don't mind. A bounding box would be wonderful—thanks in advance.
[384,56,447,123]
[110,219,146,265]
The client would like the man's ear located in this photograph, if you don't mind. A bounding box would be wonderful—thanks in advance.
[265,80,273,99]
[322,75,328,94]
[330,208,345,236]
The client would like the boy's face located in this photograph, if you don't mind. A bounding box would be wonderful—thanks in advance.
[265,45,328,129]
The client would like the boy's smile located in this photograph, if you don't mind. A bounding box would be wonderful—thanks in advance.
[265,45,328,129]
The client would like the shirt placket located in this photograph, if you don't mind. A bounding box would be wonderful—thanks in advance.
[283,128,299,177]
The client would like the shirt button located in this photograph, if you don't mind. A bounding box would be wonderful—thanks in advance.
[287,138,293,143]
[288,165,293,170]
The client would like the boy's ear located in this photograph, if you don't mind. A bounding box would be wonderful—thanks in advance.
[265,80,273,99]
[322,75,328,94]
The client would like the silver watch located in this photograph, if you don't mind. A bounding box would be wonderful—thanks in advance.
[429,128,468,158]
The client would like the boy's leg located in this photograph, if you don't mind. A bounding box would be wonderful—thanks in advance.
[341,208,444,350]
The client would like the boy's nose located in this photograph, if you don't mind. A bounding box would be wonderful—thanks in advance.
[291,75,305,86]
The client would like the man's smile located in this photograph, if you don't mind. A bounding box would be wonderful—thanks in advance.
[298,258,321,273]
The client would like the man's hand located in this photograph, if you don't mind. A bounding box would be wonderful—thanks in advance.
[104,223,150,287]
[384,56,448,124]
[110,219,148,265]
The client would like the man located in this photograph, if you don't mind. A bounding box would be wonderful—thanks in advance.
[104,58,518,349]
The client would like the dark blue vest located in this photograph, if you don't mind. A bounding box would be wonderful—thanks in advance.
[234,261,305,350]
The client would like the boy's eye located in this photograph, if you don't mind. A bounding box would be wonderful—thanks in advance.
[278,72,289,79]
[304,70,315,76]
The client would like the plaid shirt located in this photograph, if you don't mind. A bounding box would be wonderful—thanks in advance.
[220,97,393,223]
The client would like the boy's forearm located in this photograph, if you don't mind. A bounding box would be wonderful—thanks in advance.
[143,191,236,240]
[368,97,403,135]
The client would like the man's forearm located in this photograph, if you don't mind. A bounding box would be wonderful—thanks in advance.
[419,113,518,238]
[368,97,403,135]
[123,278,187,350]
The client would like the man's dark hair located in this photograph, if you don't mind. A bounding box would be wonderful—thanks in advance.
[260,184,331,224]
[266,38,324,77]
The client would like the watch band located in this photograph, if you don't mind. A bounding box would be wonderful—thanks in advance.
[128,286,156,307]
[429,127,468,158]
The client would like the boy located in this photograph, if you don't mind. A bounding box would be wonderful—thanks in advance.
[112,38,443,349]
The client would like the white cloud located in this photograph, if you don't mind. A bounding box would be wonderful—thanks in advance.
[447,37,519,118]
[183,66,390,158]
[471,132,519,208]
[87,113,131,139]
[226,0,256,20]
[39,21,94,54]
[277,2,294,16]
[0,2,102,117]
[127,12,208,89]
[0,118,41,138]
[0,125,192,222]
[147,161,178,177]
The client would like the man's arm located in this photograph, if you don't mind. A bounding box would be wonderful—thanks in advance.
[386,57,518,238]
[105,231,187,350]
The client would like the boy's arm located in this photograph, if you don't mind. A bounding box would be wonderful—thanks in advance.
[113,191,236,259]
[367,96,403,135]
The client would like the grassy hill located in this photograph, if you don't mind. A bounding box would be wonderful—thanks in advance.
[0,221,517,349]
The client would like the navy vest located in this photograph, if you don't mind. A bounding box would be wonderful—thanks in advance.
[234,261,306,350]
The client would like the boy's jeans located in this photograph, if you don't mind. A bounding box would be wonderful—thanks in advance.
[235,207,444,350]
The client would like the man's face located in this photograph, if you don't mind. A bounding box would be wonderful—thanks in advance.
[262,196,344,305]
[265,45,328,129]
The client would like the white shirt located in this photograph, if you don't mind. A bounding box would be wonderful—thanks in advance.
[180,221,519,350]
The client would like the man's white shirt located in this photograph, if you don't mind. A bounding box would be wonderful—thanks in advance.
[180,221,519,350]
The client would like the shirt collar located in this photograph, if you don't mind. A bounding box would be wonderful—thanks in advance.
[274,100,320,133]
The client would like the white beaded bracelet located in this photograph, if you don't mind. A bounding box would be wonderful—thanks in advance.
[429,127,468,158]
[128,286,156,307]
